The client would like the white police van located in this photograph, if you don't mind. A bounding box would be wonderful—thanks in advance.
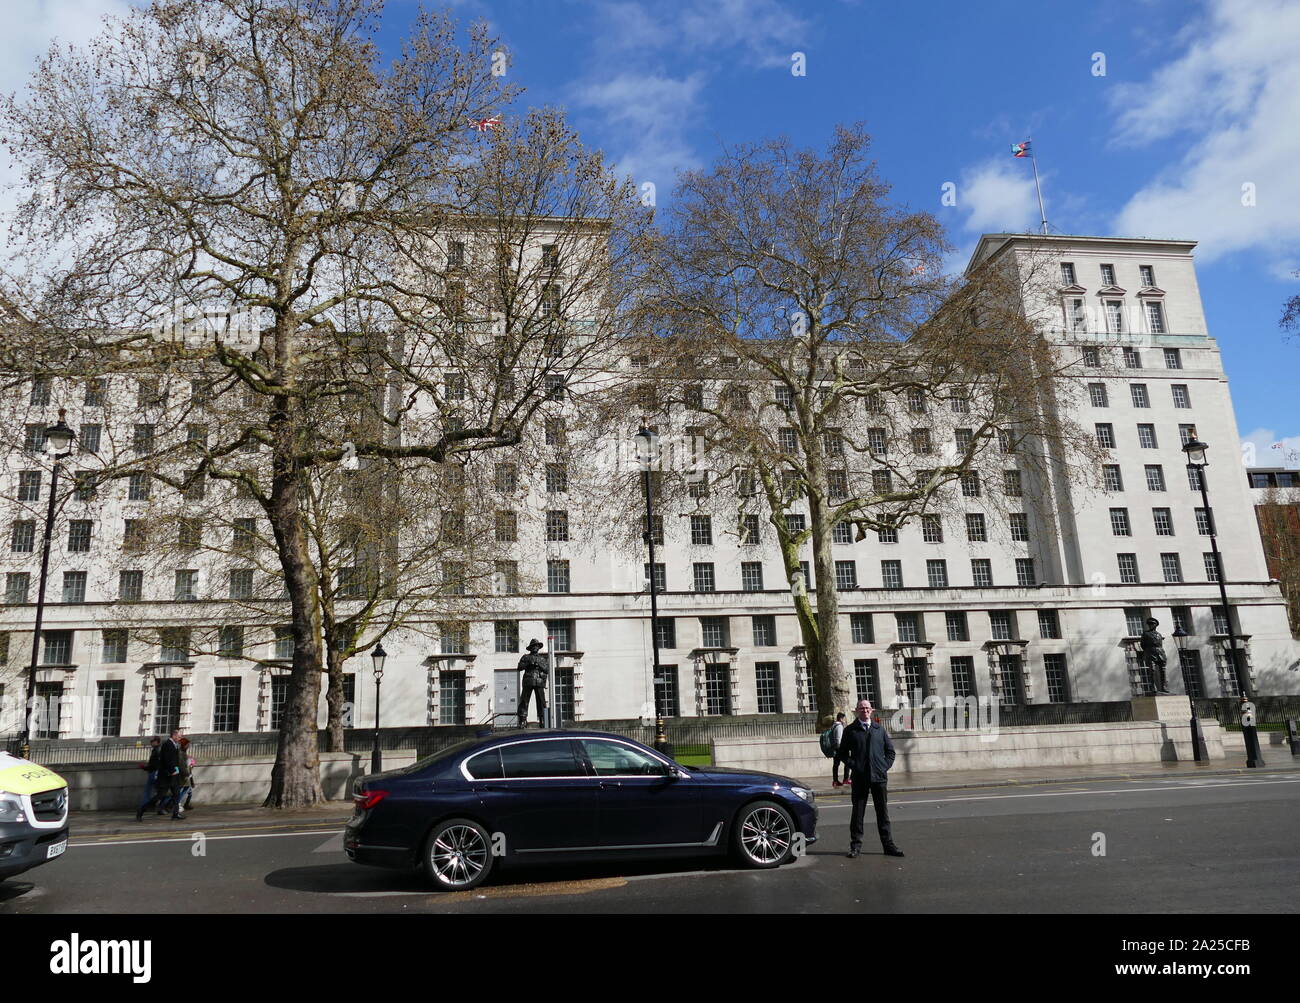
[0,750,69,881]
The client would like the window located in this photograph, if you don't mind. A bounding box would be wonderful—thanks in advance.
[1164,348,1182,370]
[644,563,666,593]
[854,659,880,704]
[1160,553,1183,583]
[18,471,41,502]
[999,430,1016,455]
[895,612,921,644]
[878,527,898,544]
[133,423,156,454]
[183,470,206,501]
[835,561,858,590]
[500,741,584,779]
[755,663,781,714]
[1170,606,1192,634]
[95,681,124,738]
[1171,384,1190,409]
[1004,470,1023,498]
[684,384,704,409]
[218,626,244,659]
[62,571,87,603]
[546,620,575,652]
[989,611,1013,641]
[66,520,92,552]
[1083,346,1101,367]
[24,424,46,453]
[544,374,566,401]
[1060,262,1076,285]
[1037,610,1061,639]
[102,629,128,663]
[917,514,942,543]
[267,675,290,730]
[1139,265,1155,287]
[1100,263,1116,286]
[491,620,520,654]
[547,560,570,594]
[828,470,848,500]
[777,428,799,453]
[881,560,903,589]
[752,615,777,647]
[1152,507,1174,535]
[1015,558,1036,586]
[774,384,793,408]
[741,514,760,545]
[704,664,732,715]
[971,559,993,587]
[686,514,713,546]
[872,470,893,494]
[1124,608,1149,637]
[179,518,203,550]
[1110,508,1131,536]
[1088,383,1109,407]
[119,570,143,601]
[741,562,764,592]
[911,428,933,454]
[942,612,968,642]
[907,388,926,413]
[1187,465,1204,491]
[273,626,295,661]
[5,572,30,604]
[867,427,887,455]
[832,522,853,545]
[948,656,976,699]
[1130,384,1149,408]
[1144,465,1166,491]
[545,510,569,542]
[174,570,198,601]
[1117,553,1140,584]
[496,463,518,493]
[1179,650,1204,699]
[955,427,974,452]
[160,628,190,663]
[128,472,151,501]
[73,471,97,501]
[1044,654,1070,703]
[784,513,806,536]
[1107,302,1125,335]
[1137,424,1157,448]
[226,568,253,600]
[655,666,679,718]
[1211,606,1231,636]
[965,513,987,542]
[10,520,35,554]
[545,463,568,493]
[1195,507,1213,535]
[1100,464,1123,492]
[544,418,565,446]
[850,613,874,644]
[1204,552,1221,582]
[154,679,181,735]
[926,559,949,588]
[656,618,676,650]
[541,243,559,269]
[864,392,884,414]
[700,616,729,648]
[1123,347,1142,369]
[692,563,716,593]
[823,429,844,457]
[1008,513,1030,542]
[1145,300,1165,334]
[212,678,242,733]
[645,513,664,546]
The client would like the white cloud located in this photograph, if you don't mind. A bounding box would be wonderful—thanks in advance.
[1111,0,1300,260]
[1241,427,1300,468]
[955,159,1041,235]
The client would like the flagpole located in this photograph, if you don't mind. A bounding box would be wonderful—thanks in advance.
[1029,135,1048,235]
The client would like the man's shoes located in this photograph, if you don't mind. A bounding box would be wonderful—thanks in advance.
[846,847,860,858]
[884,846,905,857]
[171,812,184,820]
[832,780,842,788]
[135,812,144,822]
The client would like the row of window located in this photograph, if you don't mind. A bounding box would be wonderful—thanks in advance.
[1080,346,1183,370]
[1114,551,1224,584]
[1062,262,1160,289]
[1088,382,1192,409]
[1095,421,1200,451]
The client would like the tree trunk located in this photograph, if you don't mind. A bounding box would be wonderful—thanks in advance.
[806,475,854,725]
[324,643,347,753]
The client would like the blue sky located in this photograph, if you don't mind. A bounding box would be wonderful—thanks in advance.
[5,0,1297,459]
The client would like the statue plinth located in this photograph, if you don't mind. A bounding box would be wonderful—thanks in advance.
[1131,695,1193,723]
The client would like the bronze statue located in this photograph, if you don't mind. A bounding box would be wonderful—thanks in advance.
[1139,618,1170,694]
[517,638,549,727]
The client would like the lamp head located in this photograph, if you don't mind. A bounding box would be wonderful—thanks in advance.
[45,409,75,455]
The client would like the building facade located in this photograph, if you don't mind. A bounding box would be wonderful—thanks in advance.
[2,232,1297,740]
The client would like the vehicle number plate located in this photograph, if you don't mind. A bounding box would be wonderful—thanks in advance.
[46,839,67,859]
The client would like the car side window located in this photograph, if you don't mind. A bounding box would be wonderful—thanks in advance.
[499,740,585,779]
[464,748,503,780]
[581,740,666,777]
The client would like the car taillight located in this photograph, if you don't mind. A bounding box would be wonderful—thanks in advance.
[354,790,389,811]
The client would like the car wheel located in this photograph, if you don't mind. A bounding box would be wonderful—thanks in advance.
[422,818,494,891]
[732,799,796,869]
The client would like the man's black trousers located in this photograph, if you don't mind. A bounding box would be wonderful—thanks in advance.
[848,776,894,850]
[518,676,547,726]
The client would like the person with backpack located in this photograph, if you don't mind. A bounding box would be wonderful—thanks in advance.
[819,712,848,786]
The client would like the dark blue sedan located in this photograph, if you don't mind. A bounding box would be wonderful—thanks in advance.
[344,730,817,890]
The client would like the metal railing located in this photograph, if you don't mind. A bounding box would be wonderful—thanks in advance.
[1193,696,1300,730]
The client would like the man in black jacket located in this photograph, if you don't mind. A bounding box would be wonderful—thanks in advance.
[136,729,185,821]
[836,700,904,858]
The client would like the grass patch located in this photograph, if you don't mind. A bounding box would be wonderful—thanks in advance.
[672,743,712,767]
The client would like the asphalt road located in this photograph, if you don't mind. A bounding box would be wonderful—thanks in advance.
[4,772,1298,914]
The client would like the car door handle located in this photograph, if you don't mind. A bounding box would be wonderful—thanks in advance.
[598,781,622,790]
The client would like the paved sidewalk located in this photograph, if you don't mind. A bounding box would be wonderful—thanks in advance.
[798,753,1300,796]
[71,800,353,838]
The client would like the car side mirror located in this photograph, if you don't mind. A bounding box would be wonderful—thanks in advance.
[665,765,682,780]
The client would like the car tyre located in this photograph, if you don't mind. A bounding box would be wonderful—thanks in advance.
[732,799,796,869]
[422,818,494,891]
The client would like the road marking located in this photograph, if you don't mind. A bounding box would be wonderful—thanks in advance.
[813,776,1300,809]
[73,829,341,848]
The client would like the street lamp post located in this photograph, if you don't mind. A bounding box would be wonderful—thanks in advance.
[19,411,75,762]
[635,428,669,754]
[1182,431,1260,767]
[370,643,387,774]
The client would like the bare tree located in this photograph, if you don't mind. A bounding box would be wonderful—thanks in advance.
[637,125,1098,722]
[0,0,650,804]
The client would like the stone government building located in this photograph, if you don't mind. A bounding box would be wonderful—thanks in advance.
[2,232,1298,740]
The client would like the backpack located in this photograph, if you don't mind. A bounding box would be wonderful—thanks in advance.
[819,725,838,758]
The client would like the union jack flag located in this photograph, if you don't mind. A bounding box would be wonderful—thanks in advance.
[1011,141,1032,158]
[471,116,501,132]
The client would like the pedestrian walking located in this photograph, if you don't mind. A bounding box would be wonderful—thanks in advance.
[174,737,195,813]
[135,737,161,816]
[830,713,848,787]
[136,728,186,821]
[836,699,904,858]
